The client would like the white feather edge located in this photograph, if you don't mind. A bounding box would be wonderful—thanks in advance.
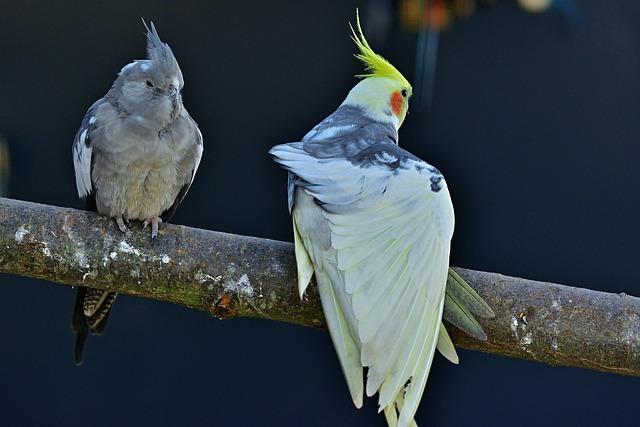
[73,129,93,198]
[292,215,314,299]
[400,290,448,427]
[315,269,364,409]
[436,322,459,364]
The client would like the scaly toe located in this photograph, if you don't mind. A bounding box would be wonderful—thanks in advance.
[116,217,129,233]
[148,217,163,240]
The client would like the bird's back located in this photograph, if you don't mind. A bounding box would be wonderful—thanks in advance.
[277,113,454,426]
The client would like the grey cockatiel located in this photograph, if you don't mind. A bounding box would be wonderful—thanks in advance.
[71,21,203,364]
[270,14,492,426]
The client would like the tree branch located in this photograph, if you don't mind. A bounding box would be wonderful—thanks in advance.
[1,197,639,376]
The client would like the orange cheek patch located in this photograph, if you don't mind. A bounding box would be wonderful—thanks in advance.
[390,91,403,116]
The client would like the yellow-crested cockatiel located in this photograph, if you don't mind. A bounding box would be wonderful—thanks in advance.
[270,11,493,426]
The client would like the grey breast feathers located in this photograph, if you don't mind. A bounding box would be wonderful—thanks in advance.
[72,97,202,220]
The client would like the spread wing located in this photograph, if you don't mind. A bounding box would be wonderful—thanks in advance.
[160,121,203,222]
[271,139,455,425]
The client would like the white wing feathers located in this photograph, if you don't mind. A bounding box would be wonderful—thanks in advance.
[73,127,93,198]
[272,142,455,426]
[436,322,460,365]
[293,189,364,408]
[72,103,101,200]
[292,215,314,298]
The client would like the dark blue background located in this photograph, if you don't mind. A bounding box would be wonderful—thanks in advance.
[1,1,639,425]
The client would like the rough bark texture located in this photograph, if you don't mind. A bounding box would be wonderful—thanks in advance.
[1,197,639,377]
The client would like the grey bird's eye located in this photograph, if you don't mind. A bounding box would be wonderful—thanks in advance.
[145,80,154,88]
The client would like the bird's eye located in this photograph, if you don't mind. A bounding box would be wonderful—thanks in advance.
[401,89,408,98]
[145,80,154,88]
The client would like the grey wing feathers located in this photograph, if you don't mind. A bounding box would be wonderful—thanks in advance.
[286,172,299,213]
[161,121,203,222]
[277,109,402,213]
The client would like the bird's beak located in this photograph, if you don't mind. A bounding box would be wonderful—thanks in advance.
[170,91,182,120]
[171,88,180,104]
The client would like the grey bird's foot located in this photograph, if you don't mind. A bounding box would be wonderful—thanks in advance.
[143,217,163,239]
[115,217,129,233]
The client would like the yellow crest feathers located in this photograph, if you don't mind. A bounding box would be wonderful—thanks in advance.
[349,10,411,89]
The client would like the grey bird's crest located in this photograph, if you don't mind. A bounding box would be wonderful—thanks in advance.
[107,20,186,128]
[143,19,181,79]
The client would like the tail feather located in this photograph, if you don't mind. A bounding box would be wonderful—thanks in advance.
[71,287,88,334]
[436,322,459,364]
[74,327,89,366]
[91,299,115,335]
[442,268,494,341]
[71,287,117,365]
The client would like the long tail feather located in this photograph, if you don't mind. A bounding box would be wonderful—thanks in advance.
[74,327,89,366]
[71,287,117,365]
[447,268,494,318]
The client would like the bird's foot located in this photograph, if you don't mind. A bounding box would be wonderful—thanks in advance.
[143,217,163,239]
[115,217,129,233]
